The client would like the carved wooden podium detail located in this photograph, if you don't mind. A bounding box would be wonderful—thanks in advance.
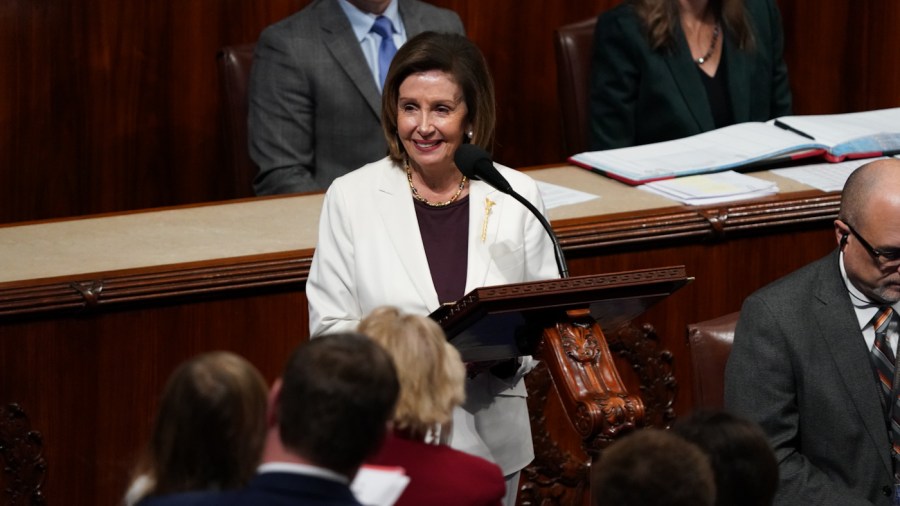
[521,317,678,505]
[431,266,689,506]
[607,321,677,429]
[540,309,645,447]
[520,362,590,506]
[0,404,47,505]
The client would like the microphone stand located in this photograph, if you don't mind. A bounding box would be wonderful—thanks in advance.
[496,189,569,279]
[455,144,569,278]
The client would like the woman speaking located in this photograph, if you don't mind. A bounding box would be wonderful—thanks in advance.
[306,32,558,505]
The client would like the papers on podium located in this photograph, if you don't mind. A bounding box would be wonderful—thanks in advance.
[638,171,778,206]
[771,157,891,193]
[569,107,900,185]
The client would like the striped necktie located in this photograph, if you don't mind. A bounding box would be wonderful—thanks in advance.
[369,16,397,90]
[870,306,900,473]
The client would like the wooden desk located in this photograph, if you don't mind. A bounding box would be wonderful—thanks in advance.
[0,166,838,505]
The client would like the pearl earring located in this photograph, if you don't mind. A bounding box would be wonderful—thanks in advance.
[466,129,473,139]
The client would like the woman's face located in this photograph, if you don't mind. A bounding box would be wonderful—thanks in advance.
[397,70,470,174]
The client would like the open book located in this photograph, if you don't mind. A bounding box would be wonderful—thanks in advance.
[569,107,900,186]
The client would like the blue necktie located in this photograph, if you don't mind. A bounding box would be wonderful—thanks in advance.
[369,16,397,90]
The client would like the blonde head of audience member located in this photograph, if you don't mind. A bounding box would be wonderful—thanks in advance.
[359,306,465,441]
[125,351,268,505]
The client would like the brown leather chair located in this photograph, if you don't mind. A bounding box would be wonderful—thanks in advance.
[216,43,257,198]
[553,17,597,158]
[687,311,740,409]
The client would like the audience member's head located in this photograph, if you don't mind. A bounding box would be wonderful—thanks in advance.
[591,428,716,506]
[274,332,400,477]
[129,351,268,502]
[673,409,778,506]
[836,158,900,304]
[359,306,465,440]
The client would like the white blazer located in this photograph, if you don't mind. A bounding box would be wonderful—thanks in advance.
[307,156,559,475]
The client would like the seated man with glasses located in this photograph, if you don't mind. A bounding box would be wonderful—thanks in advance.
[725,158,900,506]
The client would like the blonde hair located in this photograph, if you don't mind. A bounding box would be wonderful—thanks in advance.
[359,306,466,436]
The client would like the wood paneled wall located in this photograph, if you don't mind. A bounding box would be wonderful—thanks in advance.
[1,0,899,224]
[0,188,839,504]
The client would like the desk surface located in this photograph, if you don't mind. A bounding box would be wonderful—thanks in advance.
[0,166,821,285]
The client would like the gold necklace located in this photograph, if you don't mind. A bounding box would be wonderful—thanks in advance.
[694,23,721,65]
[406,165,467,207]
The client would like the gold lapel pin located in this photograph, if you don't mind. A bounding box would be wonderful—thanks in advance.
[481,197,496,242]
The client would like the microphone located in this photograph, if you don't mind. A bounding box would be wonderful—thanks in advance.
[454,144,569,278]
[454,143,514,194]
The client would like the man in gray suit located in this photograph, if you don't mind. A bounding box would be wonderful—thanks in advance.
[249,0,465,195]
[725,158,900,505]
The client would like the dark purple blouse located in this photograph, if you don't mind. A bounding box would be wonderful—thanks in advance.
[413,196,469,304]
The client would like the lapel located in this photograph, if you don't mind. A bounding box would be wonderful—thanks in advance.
[397,0,426,35]
[319,0,382,118]
[664,24,715,132]
[724,34,751,123]
[375,161,440,309]
[813,253,893,474]
[465,180,503,292]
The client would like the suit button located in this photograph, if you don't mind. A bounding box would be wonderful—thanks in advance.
[883,485,892,496]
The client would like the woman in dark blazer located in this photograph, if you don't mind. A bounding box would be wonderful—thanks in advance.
[589,0,792,150]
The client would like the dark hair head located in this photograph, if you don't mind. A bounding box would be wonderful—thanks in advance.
[673,410,778,506]
[278,333,399,476]
[381,31,496,163]
[139,351,268,496]
[592,428,716,506]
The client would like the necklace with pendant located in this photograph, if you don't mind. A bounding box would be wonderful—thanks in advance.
[406,164,467,207]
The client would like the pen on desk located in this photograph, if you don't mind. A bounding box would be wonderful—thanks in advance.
[774,120,816,141]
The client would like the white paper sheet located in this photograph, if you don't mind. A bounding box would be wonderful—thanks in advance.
[638,171,778,206]
[351,465,410,506]
[770,157,888,192]
[537,180,600,209]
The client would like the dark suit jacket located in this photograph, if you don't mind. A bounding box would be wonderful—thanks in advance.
[724,250,894,506]
[249,0,464,195]
[367,433,505,506]
[137,472,362,506]
[588,0,792,150]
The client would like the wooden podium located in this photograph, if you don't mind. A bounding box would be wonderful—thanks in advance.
[431,265,691,504]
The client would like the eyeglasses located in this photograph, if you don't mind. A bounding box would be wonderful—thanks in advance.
[845,223,900,265]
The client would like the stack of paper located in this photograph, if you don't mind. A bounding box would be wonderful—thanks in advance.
[537,180,600,209]
[771,157,887,192]
[638,171,778,206]
[568,107,900,185]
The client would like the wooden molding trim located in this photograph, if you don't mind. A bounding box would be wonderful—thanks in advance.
[556,192,839,251]
[0,193,838,320]
[0,254,312,319]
